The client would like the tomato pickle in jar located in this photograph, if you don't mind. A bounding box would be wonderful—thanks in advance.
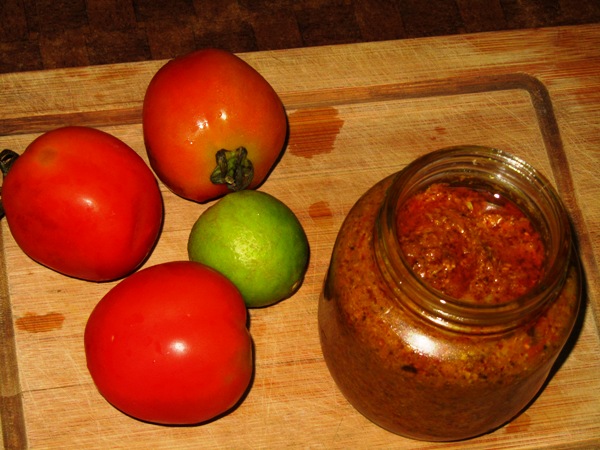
[318,146,581,441]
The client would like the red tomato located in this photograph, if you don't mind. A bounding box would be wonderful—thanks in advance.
[142,48,287,203]
[1,126,163,281]
[84,261,253,425]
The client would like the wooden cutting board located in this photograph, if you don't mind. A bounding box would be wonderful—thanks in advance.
[0,24,599,449]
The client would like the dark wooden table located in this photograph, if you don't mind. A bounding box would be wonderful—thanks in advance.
[1,0,599,74]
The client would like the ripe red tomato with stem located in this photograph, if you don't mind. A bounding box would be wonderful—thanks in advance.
[142,48,288,203]
[84,261,253,425]
[0,126,163,281]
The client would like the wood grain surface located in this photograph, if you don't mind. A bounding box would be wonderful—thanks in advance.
[0,24,599,449]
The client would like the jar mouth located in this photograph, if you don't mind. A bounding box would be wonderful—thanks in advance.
[378,145,572,332]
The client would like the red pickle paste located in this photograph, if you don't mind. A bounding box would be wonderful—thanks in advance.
[397,183,545,304]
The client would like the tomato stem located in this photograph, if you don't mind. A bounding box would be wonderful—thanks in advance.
[0,149,19,219]
[0,149,19,177]
[210,147,254,191]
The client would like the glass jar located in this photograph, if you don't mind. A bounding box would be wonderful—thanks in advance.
[318,145,581,441]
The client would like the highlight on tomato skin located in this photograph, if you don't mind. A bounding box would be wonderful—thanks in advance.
[84,261,254,425]
[0,126,164,282]
[142,48,288,203]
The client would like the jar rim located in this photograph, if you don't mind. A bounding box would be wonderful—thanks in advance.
[377,145,573,332]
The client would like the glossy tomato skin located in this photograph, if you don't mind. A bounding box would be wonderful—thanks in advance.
[142,48,287,203]
[84,261,253,425]
[2,126,163,281]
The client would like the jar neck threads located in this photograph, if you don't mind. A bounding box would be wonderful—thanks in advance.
[375,146,572,334]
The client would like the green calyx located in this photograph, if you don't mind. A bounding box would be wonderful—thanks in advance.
[210,147,254,192]
[0,149,19,177]
[0,149,19,219]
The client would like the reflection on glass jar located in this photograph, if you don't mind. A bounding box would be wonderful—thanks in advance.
[318,146,581,441]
